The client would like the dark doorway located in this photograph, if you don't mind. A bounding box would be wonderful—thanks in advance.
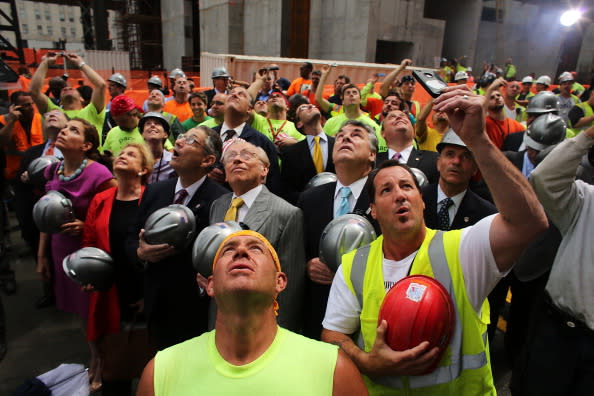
[375,40,414,64]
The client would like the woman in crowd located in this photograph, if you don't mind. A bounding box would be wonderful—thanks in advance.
[82,142,154,394]
[140,112,176,183]
[35,118,116,391]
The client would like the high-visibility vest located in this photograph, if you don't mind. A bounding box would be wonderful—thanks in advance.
[342,230,495,395]
[568,101,593,137]
[0,113,44,179]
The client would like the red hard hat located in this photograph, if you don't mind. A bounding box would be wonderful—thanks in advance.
[378,275,455,374]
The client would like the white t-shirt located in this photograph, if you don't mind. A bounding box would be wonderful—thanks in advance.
[323,215,504,335]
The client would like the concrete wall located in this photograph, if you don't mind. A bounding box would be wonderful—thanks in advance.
[308,0,372,62]
[440,0,482,68]
[576,23,594,83]
[161,0,186,70]
[474,1,565,79]
[244,0,283,56]
[199,0,230,54]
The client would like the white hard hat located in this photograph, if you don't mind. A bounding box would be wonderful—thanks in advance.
[521,76,533,84]
[454,71,468,81]
[535,75,551,86]
[558,71,574,84]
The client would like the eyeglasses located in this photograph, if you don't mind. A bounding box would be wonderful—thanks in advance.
[177,133,204,148]
[296,104,315,113]
[224,149,257,162]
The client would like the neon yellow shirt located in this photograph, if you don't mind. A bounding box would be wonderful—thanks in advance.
[419,127,444,152]
[251,112,305,143]
[323,113,387,152]
[103,126,172,156]
[47,99,106,148]
[154,327,338,395]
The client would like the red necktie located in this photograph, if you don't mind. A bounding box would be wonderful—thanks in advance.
[44,141,55,156]
[174,189,188,205]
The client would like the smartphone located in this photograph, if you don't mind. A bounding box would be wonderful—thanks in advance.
[412,69,448,98]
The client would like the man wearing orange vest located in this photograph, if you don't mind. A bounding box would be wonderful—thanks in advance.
[0,91,44,181]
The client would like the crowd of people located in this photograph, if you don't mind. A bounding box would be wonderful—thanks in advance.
[0,50,593,395]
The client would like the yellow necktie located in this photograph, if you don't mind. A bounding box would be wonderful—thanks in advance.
[313,136,324,174]
[224,197,245,221]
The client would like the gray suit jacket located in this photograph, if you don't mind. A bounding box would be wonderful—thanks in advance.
[210,185,306,332]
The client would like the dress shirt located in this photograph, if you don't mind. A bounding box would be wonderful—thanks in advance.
[220,122,247,140]
[174,175,206,206]
[306,132,328,169]
[436,184,467,226]
[388,144,414,164]
[333,176,368,219]
[231,184,263,223]
[43,139,63,159]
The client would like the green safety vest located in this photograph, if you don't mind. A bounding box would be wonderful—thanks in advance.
[342,230,495,395]
[568,101,593,137]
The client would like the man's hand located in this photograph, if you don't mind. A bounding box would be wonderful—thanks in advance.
[208,167,226,184]
[64,52,84,68]
[490,77,507,90]
[365,320,440,377]
[307,257,335,285]
[41,52,59,66]
[432,86,487,147]
[321,64,332,76]
[137,229,175,263]
[400,58,412,68]
[584,124,594,140]
[60,219,85,236]
[7,105,22,122]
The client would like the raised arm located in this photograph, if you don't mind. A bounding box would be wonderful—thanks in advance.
[29,54,57,114]
[316,65,334,114]
[482,77,506,110]
[415,99,434,144]
[64,53,107,112]
[0,105,23,145]
[433,86,548,272]
[247,68,267,103]
[379,59,411,98]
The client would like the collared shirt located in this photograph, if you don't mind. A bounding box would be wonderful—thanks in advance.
[174,175,206,206]
[437,184,467,226]
[522,151,535,178]
[43,139,63,159]
[231,184,263,222]
[150,150,176,184]
[306,131,329,169]
[220,122,247,141]
[388,144,414,164]
[333,176,368,219]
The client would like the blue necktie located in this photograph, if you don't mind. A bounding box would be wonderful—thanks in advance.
[437,198,454,230]
[336,187,352,217]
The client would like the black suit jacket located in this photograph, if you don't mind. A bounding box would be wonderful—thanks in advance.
[280,136,335,205]
[502,131,525,152]
[422,183,497,230]
[376,148,439,185]
[213,124,282,195]
[504,150,524,170]
[297,180,380,339]
[128,176,228,349]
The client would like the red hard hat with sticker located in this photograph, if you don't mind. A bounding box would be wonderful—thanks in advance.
[378,275,455,374]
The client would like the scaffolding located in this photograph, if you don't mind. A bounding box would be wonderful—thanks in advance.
[0,0,24,64]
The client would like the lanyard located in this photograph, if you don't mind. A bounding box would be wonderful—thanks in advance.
[267,119,288,140]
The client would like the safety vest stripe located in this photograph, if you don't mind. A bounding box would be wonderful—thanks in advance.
[349,231,487,390]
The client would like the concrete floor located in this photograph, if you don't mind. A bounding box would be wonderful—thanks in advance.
[0,216,513,395]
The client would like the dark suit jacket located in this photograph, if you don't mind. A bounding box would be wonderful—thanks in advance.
[502,131,525,152]
[280,136,335,205]
[210,186,305,332]
[213,124,281,195]
[504,150,524,170]
[297,180,380,339]
[128,176,228,350]
[422,183,497,230]
[376,148,439,185]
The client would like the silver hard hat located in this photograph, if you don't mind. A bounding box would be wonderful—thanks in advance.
[169,68,186,79]
[148,75,163,88]
[138,111,171,135]
[211,67,230,79]
[410,167,429,189]
[305,172,337,190]
[436,129,467,152]
[526,91,560,115]
[535,75,551,86]
[33,190,74,233]
[192,221,244,277]
[524,113,566,151]
[108,73,127,88]
[319,214,377,272]
[62,247,114,291]
[521,76,534,84]
[27,156,60,186]
[143,204,196,249]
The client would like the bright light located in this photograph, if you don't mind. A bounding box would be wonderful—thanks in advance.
[560,9,582,26]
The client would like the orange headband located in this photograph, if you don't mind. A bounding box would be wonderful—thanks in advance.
[212,230,282,272]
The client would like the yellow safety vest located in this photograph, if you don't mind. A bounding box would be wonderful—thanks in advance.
[342,230,495,395]
[568,101,593,137]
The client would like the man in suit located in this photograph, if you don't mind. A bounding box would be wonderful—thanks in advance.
[131,126,228,350]
[376,109,439,184]
[422,129,497,231]
[280,103,335,204]
[210,139,305,332]
[297,120,380,339]
[15,110,67,306]
[211,86,281,195]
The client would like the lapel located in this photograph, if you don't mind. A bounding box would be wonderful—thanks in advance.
[326,137,335,172]
[407,148,423,167]
[422,184,439,228]
[451,190,476,228]
[243,185,273,231]
[296,138,317,175]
